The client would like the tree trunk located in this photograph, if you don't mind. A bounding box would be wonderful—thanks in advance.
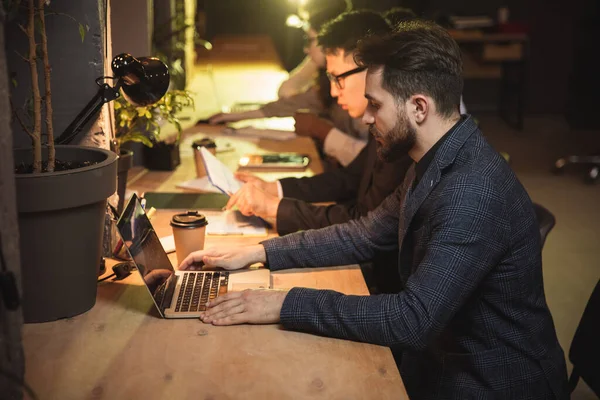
[0,3,25,400]
[26,0,42,172]
[38,0,55,172]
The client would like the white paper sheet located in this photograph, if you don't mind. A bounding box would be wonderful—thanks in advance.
[200,147,243,195]
[159,235,176,253]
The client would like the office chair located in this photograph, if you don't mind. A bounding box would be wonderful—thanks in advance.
[568,279,600,396]
[532,203,556,249]
[553,154,600,183]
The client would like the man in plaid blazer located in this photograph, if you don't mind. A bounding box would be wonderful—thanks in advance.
[180,21,569,399]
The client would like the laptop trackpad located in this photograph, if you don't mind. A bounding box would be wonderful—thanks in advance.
[228,269,271,291]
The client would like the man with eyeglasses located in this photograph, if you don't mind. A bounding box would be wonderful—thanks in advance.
[226,10,412,295]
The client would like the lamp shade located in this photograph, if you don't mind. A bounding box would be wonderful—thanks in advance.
[111,53,169,107]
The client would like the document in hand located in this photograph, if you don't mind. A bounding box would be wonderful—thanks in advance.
[200,147,243,195]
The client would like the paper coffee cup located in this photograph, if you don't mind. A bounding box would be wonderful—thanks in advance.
[192,138,217,178]
[170,211,208,265]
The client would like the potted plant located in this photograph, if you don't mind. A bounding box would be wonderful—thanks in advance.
[8,0,118,322]
[114,89,194,184]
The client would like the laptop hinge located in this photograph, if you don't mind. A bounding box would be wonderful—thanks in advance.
[160,272,179,313]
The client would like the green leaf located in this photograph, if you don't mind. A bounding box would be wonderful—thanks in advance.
[11,78,18,88]
[78,23,85,43]
[120,132,154,147]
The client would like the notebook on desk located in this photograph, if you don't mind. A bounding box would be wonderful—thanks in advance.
[116,194,271,319]
[143,192,229,210]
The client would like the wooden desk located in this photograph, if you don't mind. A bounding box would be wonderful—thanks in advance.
[450,30,529,130]
[22,237,406,399]
[21,167,408,399]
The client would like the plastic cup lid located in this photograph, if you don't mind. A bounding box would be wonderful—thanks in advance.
[170,210,208,228]
[191,138,216,149]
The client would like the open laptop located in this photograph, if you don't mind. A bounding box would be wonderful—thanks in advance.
[116,194,271,318]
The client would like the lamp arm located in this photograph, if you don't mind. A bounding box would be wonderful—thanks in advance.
[55,78,122,145]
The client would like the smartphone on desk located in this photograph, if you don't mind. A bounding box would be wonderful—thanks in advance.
[238,153,310,170]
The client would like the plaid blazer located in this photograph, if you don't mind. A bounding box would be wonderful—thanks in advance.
[262,117,569,399]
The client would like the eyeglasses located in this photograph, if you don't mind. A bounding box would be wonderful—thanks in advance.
[326,67,367,90]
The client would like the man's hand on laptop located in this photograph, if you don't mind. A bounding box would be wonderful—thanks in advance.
[178,244,267,271]
[200,289,288,325]
[234,172,278,196]
[225,183,280,225]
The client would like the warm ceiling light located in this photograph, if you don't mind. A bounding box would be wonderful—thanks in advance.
[286,14,305,29]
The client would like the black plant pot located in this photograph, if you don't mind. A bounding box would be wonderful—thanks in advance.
[143,142,181,171]
[14,145,117,323]
[117,149,134,214]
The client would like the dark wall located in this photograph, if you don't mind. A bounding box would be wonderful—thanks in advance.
[111,0,152,57]
[522,0,577,114]
[7,0,106,148]
[566,0,600,128]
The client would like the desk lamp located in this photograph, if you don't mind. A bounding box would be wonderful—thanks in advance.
[55,53,169,145]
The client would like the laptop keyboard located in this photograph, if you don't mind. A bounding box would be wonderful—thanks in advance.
[175,272,229,313]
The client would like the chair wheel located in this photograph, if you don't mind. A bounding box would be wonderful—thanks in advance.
[585,166,599,184]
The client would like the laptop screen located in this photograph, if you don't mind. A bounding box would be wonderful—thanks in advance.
[117,194,174,313]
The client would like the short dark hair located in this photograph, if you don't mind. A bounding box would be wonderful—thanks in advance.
[305,0,352,31]
[382,7,417,27]
[317,10,391,56]
[355,20,463,118]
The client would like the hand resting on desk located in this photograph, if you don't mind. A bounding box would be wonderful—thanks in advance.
[179,244,288,325]
[200,288,288,325]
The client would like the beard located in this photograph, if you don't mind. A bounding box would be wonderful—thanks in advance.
[369,109,417,162]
